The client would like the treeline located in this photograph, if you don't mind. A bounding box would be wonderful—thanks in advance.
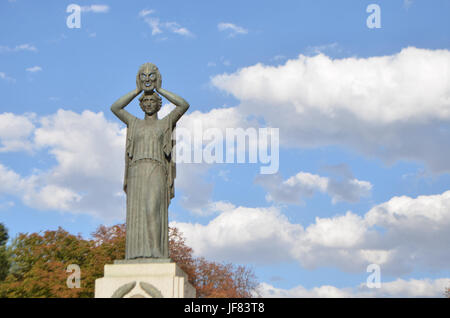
[0,222,258,298]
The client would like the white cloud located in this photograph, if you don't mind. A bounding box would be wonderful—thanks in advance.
[0,43,37,53]
[211,47,450,173]
[0,110,126,220]
[177,106,248,134]
[32,110,126,219]
[138,9,154,17]
[366,192,450,226]
[80,5,110,13]
[296,190,450,274]
[165,22,193,37]
[0,163,29,195]
[218,22,248,37]
[171,204,303,263]
[0,113,35,152]
[304,211,367,248]
[26,66,42,73]
[144,17,163,35]
[255,170,372,204]
[171,190,450,275]
[139,11,193,37]
[258,278,450,297]
[0,163,82,212]
[158,102,176,119]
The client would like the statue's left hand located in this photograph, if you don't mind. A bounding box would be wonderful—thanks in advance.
[156,73,162,91]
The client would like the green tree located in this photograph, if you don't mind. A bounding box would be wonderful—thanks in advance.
[0,228,93,297]
[0,223,8,245]
[0,224,258,298]
[0,223,9,281]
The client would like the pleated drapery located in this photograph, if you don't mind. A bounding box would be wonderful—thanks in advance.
[124,118,169,259]
[125,159,168,259]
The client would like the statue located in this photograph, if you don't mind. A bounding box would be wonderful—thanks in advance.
[110,63,189,259]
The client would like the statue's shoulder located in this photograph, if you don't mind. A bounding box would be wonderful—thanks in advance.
[127,116,141,129]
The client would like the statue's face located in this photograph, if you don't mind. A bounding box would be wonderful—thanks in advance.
[138,63,159,93]
[140,95,160,115]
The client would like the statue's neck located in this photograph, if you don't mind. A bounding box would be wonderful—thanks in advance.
[144,113,158,121]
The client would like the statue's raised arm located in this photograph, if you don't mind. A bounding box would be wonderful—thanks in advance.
[155,75,190,126]
[110,83,142,126]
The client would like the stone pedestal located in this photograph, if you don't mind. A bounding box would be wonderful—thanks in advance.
[95,260,196,298]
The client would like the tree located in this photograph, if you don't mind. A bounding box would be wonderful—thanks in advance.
[0,223,8,246]
[0,224,258,298]
[0,223,9,281]
[0,228,93,297]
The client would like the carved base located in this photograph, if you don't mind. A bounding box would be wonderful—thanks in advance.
[94,262,196,298]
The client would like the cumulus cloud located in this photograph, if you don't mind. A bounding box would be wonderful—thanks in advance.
[255,169,372,204]
[31,109,126,219]
[211,47,450,173]
[0,110,126,220]
[172,204,303,263]
[171,190,450,275]
[293,191,450,275]
[258,278,450,297]
[0,113,35,152]
[0,163,82,212]
[218,22,248,37]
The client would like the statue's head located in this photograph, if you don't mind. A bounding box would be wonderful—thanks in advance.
[139,91,162,116]
[136,62,161,93]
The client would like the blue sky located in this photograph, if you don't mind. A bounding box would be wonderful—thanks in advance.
[1,0,449,297]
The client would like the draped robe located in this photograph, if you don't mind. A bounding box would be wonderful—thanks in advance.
[123,113,176,259]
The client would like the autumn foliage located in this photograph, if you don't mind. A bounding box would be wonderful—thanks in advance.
[0,224,258,298]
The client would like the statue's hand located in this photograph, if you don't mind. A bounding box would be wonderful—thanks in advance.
[136,77,143,94]
[155,73,162,91]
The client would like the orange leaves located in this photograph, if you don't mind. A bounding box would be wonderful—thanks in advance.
[167,227,258,298]
[0,224,258,298]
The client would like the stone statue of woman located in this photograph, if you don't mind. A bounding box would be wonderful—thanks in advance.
[110,63,189,259]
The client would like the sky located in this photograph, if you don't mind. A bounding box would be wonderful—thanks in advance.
[0,0,449,297]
